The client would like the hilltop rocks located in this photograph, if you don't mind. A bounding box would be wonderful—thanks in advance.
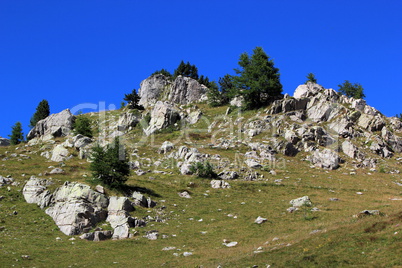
[144,101,180,135]
[138,74,207,108]
[138,74,171,108]
[27,109,75,140]
[45,182,109,235]
[0,137,10,146]
[168,76,207,104]
[293,82,324,99]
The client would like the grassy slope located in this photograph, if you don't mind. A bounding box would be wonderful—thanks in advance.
[1,107,402,267]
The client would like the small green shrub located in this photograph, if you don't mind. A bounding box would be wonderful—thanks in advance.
[189,161,217,179]
[73,116,93,138]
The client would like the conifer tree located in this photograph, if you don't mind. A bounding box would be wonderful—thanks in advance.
[123,89,143,110]
[338,80,365,99]
[30,100,50,128]
[305,73,317,84]
[232,47,283,109]
[9,121,24,145]
[90,137,130,188]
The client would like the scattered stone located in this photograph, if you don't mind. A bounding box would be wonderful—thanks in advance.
[145,230,159,240]
[254,216,267,224]
[210,180,231,189]
[289,196,312,207]
[178,191,191,198]
[223,241,238,247]
[162,247,176,251]
[183,252,193,257]
[95,185,105,194]
[158,141,175,154]
[356,210,381,218]
[49,168,64,174]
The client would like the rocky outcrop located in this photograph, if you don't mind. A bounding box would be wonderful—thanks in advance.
[138,75,207,108]
[45,182,109,235]
[0,137,10,146]
[168,76,207,104]
[118,112,141,131]
[309,149,341,170]
[27,109,75,140]
[144,101,180,135]
[138,74,171,108]
[342,140,365,160]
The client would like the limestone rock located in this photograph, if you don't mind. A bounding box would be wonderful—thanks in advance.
[106,196,135,240]
[80,230,113,241]
[158,141,175,154]
[51,145,71,162]
[210,180,231,189]
[254,216,267,224]
[144,101,180,135]
[118,112,140,131]
[310,149,341,170]
[138,74,207,107]
[293,82,324,99]
[0,176,14,187]
[132,192,156,208]
[168,76,207,104]
[22,176,53,209]
[138,74,171,108]
[45,182,108,236]
[27,109,75,139]
[342,140,364,160]
[0,137,10,146]
[218,171,239,180]
[290,196,312,207]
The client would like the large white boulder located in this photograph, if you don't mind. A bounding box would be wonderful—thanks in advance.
[27,109,75,139]
[144,101,180,136]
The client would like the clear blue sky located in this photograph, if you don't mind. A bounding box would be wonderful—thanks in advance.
[1,0,401,138]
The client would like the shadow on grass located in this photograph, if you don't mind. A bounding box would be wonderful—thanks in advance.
[86,179,161,198]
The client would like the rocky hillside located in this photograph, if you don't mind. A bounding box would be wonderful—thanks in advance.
[1,74,402,266]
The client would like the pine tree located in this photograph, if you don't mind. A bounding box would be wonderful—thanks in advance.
[338,80,365,99]
[305,73,317,84]
[232,47,283,109]
[30,100,50,128]
[123,89,143,110]
[9,122,24,145]
[90,137,130,188]
[173,61,199,80]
